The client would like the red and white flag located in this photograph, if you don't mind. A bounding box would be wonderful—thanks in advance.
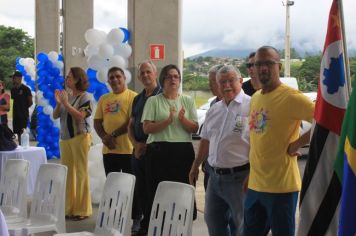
[298,0,348,235]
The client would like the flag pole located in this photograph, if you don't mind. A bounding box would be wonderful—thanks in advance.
[338,0,352,96]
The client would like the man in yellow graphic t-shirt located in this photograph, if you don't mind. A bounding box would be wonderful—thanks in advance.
[94,67,137,175]
[244,46,315,236]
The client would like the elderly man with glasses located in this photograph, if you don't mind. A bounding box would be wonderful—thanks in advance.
[189,65,250,236]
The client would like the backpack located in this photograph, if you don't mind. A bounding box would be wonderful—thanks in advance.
[0,124,17,151]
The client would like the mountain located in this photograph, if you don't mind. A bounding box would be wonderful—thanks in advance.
[188,47,356,59]
[188,48,254,59]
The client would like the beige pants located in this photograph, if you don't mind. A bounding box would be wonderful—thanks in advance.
[60,133,92,216]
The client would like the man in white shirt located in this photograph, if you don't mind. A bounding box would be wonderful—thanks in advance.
[189,65,250,236]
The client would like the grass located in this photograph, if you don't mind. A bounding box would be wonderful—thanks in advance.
[195,97,208,107]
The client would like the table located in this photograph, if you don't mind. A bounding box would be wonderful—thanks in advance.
[0,146,47,195]
[0,209,9,236]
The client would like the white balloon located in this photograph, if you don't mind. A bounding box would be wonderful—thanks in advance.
[48,51,59,62]
[113,43,132,58]
[87,55,106,71]
[107,28,124,45]
[37,91,43,99]
[84,45,99,57]
[109,55,126,69]
[55,61,64,70]
[38,98,49,107]
[19,58,25,66]
[25,58,35,65]
[84,29,106,46]
[124,69,132,85]
[96,68,109,83]
[43,105,53,115]
[98,43,114,59]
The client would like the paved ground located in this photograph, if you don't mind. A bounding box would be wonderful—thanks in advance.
[18,127,308,236]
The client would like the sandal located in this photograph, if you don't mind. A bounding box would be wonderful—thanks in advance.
[72,215,89,221]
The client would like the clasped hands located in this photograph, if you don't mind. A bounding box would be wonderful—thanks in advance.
[167,106,186,124]
[55,89,69,106]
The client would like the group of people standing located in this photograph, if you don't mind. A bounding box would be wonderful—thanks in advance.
[0,71,33,144]
[3,44,315,236]
[52,62,198,235]
[189,46,315,236]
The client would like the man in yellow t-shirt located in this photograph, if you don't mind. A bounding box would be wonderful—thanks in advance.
[94,67,137,175]
[244,46,315,236]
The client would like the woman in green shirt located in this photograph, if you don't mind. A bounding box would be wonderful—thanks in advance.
[142,64,199,219]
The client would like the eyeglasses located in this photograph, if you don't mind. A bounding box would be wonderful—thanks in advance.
[246,63,254,69]
[219,78,238,85]
[165,75,180,80]
[254,61,280,67]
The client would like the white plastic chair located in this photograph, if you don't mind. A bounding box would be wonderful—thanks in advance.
[7,163,67,236]
[148,181,195,236]
[0,159,30,224]
[54,172,136,236]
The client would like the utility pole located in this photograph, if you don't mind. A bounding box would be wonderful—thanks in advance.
[284,0,294,78]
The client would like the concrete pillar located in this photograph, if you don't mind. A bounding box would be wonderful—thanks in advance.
[62,0,93,74]
[128,0,182,91]
[35,0,60,55]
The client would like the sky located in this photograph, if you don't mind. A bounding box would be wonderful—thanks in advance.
[1,0,356,57]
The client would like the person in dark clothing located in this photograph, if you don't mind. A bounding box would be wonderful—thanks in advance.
[128,61,161,235]
[10,71,33,144]
[242,52,261,96]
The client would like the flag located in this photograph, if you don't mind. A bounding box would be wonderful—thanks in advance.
[298,0,348,235]
[335,86,356,236]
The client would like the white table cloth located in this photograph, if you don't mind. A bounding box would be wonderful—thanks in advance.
[0,146,47,195]
[0,209,9,236]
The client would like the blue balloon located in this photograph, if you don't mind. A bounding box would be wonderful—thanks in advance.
[37,53,48,62]
[54,151,60,158]
[120,27,130,43]
[47,151,53,159]
[87,68,97,79]
[45,60,53,69]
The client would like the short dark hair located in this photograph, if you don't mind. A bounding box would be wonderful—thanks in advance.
[12,71,23,79]
[248,52,256,59]
[70,67,89,91]
[159,64,181,86]
[107,67,125,78]
[256,46,280,61]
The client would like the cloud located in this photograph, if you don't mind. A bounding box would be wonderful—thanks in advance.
[1,0,356,57]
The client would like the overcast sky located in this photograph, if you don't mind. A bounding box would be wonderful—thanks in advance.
[1,0,356,57]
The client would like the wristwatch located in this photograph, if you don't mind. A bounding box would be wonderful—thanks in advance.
[111,130,119,138]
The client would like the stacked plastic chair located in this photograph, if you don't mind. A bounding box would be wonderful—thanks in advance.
[55,172,136,236]
[7,163,67,236]
[148,181,195,236]
[0,159,30,224]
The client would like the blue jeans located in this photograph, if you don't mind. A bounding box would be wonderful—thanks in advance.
[243,189,298,236]
[204,167,249,236]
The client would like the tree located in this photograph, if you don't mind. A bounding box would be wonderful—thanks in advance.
[296,55,321,91]
[0,25,34,87]
[279,48,301,59]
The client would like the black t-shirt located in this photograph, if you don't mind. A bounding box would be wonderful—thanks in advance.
[0,96,8,124]
[242,80,257,96]
[131,86,161,142]
[11,84,32,119]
